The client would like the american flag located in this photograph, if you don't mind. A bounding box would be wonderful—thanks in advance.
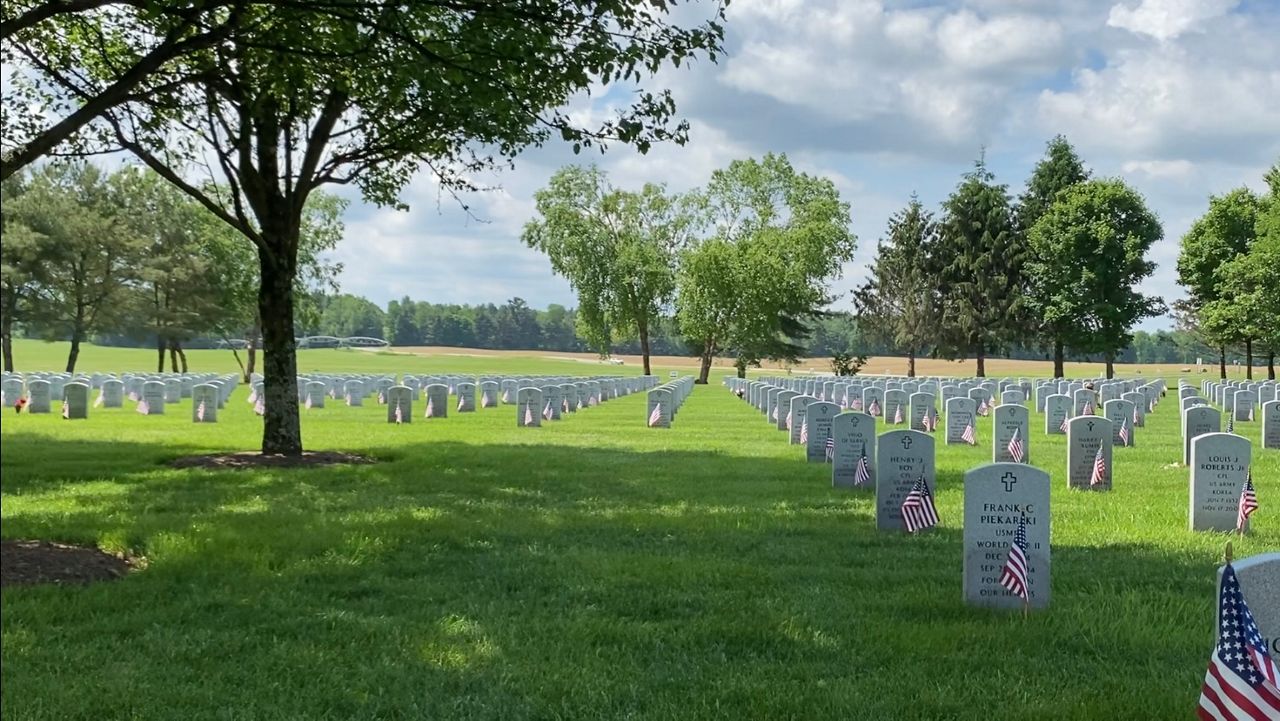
[800,420,809,444]
[576,396,584,411]
[394,402,403,425]
[345,392,353,406]
[196,400,206,422]
[458,396,466,412]
[1118,418,1130,447]
[563,397,570,413]
[544,401,554,421]
[977,398,989,416]
[1059,415,1069,433]
[1248,405,1255,422]
[868,399,880,416]
[771,405,778,422]
[648,403,662,427]
[853,443,872,486]
[502,390,512,404]
[94,391,104,407]
[1228,415,1236,434]
[378,390,386,404]
[901,473,939,533]
[254,396,265,416]
[1133,406,1140,425]
[248,388,258,404]
[961,419,976,446]
[1083,400,1094,416]
[893,403,903,425]
[425,397,436,418]
[1197,563,1280,720]
[825,436,835,462]
[999,517,1030,602]
[137,398,150,415]
[1090,446,1107,486]
[852,398,864,412]
[62,401,70,419]
[128,391,139,402]
[1237,470,1258,532]
[785,410,793,430]
[1007,426,1025,463]
[524,404,534,426]
[305,395,313,410]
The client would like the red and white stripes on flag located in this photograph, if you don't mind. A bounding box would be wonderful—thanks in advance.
[999,517,1030,602]
[1197,563,1280,721]
[853,444,872,486]
[868,399,880,417]
[648,403,663,427]
[458,396,466,412]
[524,404,534,426]
[425,398,435,418]
[247,388,258,404]
[977,398,989,417]
[196,400,206,422]
[1059,415,1069,433]
[1007,426,1025,463]
[62,401,70,419]
[961,419,976,446]
[825,436,835,462]
[1083,400,1094,416]
[901,474,939,533]
[1090,447,1107,486]
[394,403,404,425]
[799,421,809,444]
[137,398,150,415]
[543,401,554,421]
[785,410,793,430]
[1118,418,1130,447]
[893,403,903,425]
[1238,470,1258,531]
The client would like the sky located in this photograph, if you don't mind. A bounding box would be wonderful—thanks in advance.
[328,0,1280,331]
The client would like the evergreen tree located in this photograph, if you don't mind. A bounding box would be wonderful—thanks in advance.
[856,195,938,377]
[934,155,1020,377]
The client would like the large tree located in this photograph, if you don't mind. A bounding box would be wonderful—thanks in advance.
[934,156,1022,377]
[1016,136,1090,376]
[81,1,724,455]
[855,195,938,377]
[676,153,855,382]
[1176,187,1261,378]
[523,165,695,374]
[0,171,49,371]
[1028,179,1165,378]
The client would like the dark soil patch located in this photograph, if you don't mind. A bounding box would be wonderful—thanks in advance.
[1,540,137,587]
[168,450,376,470]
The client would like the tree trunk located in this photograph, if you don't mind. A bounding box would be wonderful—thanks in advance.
[1219,346,1227,379]
[65,309,85,373]
[1245,338,1253,380]
[168,340,180,374]
[257,234,303,455]
[176,343,188,373]
[1,310,13,372]
[907,350,916,378]
[638,318,652,376]
[975,343,986,378]
[735,357,747,379]
[157,335,167,372]
[1105,350,1115,379]
[245,321,260,382]
[1053,338,1065,378]
[1268,351,1275,380]
[697,340,714,384]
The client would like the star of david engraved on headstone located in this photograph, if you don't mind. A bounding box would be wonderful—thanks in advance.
[1001,472,1018,492]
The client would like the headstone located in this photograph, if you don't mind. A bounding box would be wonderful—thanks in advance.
[775,391,798,431]
[1066,416,1112,490]
[909,392,936,432]
[1000,390,1024,405]
[862,386,885,417]
[788,395,817,445]
[62,382,89,419]
[192,383,218,423]
[1073,388,1095,415]
[963,463,1051,610]
[945,397,976,445]
[386,385,413,423]
[517,387,542,427]
[1183,406,1220,465]
[1189,433,1251,533]
[647,388,672,428]
[804,401,839,463]
[141,381,166,415]
[1264,400,1280,450]
[304,381,326,409]
[992,404,1030,464]
[1103,399,1136,448]
[1219,553,1280,658]
[164,378,182,404]
[831,412,876,489]
[884,389,909,424]
[1044,394,1071,435]
[1233,391,1257,422]
[456,382,476,412]
[876,430,934,531]
[100,379,124,408]
[26,379,51,413]
[423,384,448,418]
[344,380,364,406]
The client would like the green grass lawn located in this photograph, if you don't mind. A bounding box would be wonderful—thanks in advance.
[2,342,1277,720]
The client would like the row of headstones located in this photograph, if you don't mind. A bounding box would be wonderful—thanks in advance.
[1179,382,1280,454]
[728,383,1275,616]
[3,371,226,408]
[1197,378,1278,419]
[5,374,237,419]
[644,377,695,428]
[509,375,663,427]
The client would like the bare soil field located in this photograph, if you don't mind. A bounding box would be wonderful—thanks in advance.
[387,346,1232,378]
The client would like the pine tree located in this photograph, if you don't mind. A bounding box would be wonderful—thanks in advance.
[1018,136,1090,376]
[856,195,939,377]
[934,155,1020,377]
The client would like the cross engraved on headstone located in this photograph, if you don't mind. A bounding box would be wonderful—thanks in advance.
[901,435,913,449]
[1087,421,1095,432]
[1001,472,1018,492]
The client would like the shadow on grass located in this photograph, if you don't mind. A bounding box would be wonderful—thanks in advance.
[0,434,1221,720]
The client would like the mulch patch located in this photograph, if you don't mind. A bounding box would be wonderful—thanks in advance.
[168,450,376,470]
[1,540,137,588]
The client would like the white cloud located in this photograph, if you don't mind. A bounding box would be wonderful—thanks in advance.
[1107,0,1238,41]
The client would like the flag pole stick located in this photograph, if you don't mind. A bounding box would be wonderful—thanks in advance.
[1022,597,1028,620]
[1224,541,1233,565]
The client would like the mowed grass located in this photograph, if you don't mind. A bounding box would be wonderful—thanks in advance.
[2,342,1278,720]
